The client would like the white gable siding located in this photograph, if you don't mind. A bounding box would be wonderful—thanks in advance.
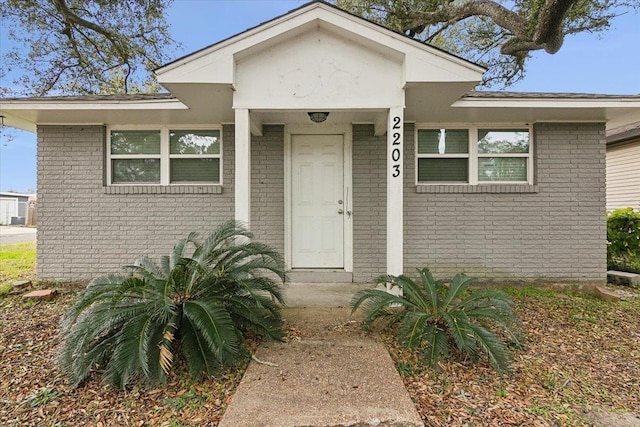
[607,140,640,210]
[234,27,403,109]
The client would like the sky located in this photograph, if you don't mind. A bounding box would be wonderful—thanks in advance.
[1,0,639,193]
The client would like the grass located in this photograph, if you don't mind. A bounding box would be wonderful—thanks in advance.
[0,242,36,283]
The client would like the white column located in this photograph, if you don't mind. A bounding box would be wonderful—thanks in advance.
[235,108,251,229]
[387,106,404,293]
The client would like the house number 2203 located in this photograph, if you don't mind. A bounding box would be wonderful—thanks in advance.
[391,116,402,178]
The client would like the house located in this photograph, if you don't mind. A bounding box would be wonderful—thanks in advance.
[1,1,640,283]
[606,123,640,210]
[0,192,35,226]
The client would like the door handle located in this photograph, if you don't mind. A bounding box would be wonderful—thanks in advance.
[338,209,344,214]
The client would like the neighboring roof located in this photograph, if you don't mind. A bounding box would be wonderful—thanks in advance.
[0,192,34,198]
[156,0,484,74]
[0,93,175,102]
[607,122,640,145]
[465,91,640,100]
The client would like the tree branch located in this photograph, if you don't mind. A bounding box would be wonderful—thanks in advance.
[51,0,130,65]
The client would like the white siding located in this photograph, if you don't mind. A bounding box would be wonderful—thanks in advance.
[607,139,640,210]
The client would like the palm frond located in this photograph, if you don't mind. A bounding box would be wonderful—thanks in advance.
[159,322,177,376]
[417,268,442,314]
[183,299,240,364]
[58,222,286,388]
[355,267,523,374]
[467,322,511,373]
[350,288,408,325]
[423,324,449,368]
[442,273,474,309]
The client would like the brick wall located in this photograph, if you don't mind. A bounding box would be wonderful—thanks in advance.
[37,125,236,280]
[352,124,387,282]
[37,122,606,282]
[250,125,285,255]
[403,122,607,282]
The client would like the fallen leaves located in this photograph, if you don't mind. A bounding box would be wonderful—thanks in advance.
[384,286,640,426]
[0,292,248,427]
[1,285,639,426]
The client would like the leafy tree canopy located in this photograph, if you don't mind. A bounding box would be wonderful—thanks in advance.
[335,0,639,86]
[0,0,178,96]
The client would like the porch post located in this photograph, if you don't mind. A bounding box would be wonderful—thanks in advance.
[387,106,404,292]
[235,108,251,229]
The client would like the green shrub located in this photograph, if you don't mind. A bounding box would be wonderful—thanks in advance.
[607,208,640,274]
[351,268,522,373]
[58,221,286,389]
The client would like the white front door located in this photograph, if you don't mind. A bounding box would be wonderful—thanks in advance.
[291,134,344,268]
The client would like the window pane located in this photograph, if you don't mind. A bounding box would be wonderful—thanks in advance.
[478,129,529,154]
[171,158,220,183]
[111,130,160,154]
[418,129,468,154]
[170,130,220,154]
[478,157,527,181]
[418,158,468,182]
[112,159,160,183]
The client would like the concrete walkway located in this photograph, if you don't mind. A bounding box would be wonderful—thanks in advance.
[219,307,423,427]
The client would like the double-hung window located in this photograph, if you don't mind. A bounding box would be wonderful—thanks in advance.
[416,126,532,185]
[476,129,530,182]
[108,127,222,185]
[417,129,470,183]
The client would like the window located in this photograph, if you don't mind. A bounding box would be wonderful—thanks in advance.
[477,129,529,182]
[417,129,469,183]
[108,127,222,185]
[110,130,161,183]
[416,126,532,185]
[169,130,221,183]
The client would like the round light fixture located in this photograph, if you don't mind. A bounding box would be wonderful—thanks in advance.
[308,112,330,123]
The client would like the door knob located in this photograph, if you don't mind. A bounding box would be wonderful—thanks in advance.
[338,209,344,214]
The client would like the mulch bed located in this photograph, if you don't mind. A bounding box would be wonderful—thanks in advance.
[1,285,639,426]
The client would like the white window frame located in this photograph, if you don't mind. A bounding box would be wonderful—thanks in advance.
[107,125,223,186]
[415,126,471,184]
[415,124,533,185]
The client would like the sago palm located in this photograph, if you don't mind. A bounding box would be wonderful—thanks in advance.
[351,268,522,373]
[58,221,286,388]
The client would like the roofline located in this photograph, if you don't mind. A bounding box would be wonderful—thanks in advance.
[607,126,640,145]
[464,91,640,99]
[455,92,640,108]
[0,98,188,110]
[155,0,485,75]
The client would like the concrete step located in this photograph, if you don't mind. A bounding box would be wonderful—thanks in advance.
[284,282,375,307]
[607,270,640,287]
[288,270,353,283]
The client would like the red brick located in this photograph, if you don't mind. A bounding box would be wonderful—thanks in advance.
[22,289,57,301]
[594,286,621,302]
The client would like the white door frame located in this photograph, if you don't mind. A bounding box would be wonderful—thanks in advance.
[284,124,353,272]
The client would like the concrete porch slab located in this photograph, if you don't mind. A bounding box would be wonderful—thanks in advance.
[284,282,376,308]
[218,308,423,427]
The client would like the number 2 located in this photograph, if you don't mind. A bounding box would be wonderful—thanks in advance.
[392,116,401,129]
